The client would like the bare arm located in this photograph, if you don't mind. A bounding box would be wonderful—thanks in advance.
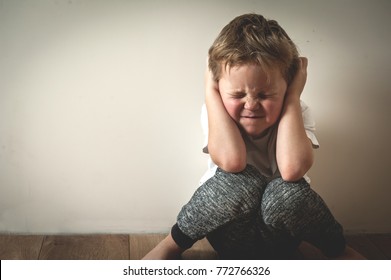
[205,67,247,173]
[276,57,314,181]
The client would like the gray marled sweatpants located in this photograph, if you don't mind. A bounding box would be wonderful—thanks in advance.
[171,165,345,259]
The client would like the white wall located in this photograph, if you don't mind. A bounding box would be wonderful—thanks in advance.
[0,0,390,234]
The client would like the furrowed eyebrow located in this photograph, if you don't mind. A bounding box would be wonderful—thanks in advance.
[227,90,245,95]
[228,91,246,98]
[258,91,276,96]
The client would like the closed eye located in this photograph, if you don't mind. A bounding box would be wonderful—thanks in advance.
[257,93,267,99]
[258,92,275,99]
[230,92,246,99]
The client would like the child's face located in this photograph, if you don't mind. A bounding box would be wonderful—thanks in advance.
[219,63,287,137]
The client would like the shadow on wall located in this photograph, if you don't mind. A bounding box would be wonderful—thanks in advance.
[309,112,390,233]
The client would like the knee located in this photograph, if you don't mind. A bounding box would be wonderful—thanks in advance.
[176,165,266,241]
[211,164,266,213]
[261,178,313,227]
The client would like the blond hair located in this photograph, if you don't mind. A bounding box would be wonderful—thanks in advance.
[208,14,299,83]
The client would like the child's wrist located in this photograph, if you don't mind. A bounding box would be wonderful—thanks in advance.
[284,91,301,104]
[206,85,220,99]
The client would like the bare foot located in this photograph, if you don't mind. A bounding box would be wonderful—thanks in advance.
[142,234,185,260]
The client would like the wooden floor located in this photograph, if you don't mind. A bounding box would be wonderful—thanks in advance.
[0,233,390,260]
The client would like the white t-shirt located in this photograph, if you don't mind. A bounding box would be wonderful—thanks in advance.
[199,100,319,185]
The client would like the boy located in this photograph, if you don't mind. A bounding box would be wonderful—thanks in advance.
[143,13,364,259]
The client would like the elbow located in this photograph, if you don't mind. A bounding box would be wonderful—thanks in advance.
[220,161,247,173]
[279,159,314,182]
[212,155,247,173]
[278,149,314,182]
[280,169,305,182]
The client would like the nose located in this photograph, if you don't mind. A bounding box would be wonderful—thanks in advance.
[244,96,260,110]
